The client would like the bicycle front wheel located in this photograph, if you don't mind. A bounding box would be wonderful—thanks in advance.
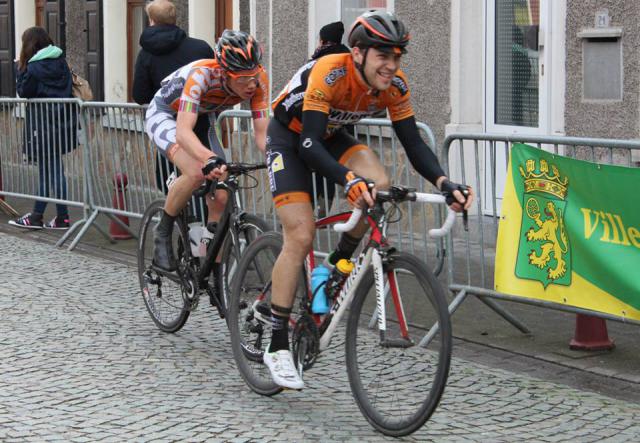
[137,200,190,333]
[345,252,452,436]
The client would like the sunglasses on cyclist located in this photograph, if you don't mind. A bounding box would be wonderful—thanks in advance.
[226,66,263,86]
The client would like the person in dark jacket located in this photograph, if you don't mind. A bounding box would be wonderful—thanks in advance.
[309,21,351,61]
[132,0,214,195]
[9,26,76,230]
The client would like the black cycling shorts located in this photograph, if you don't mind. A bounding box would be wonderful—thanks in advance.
[266,119,369,208]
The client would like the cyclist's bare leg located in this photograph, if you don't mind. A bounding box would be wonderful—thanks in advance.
[165,147,228,231]
[153,145,208,271]
[271,202,315,312]
[163,146,207,216]
[263,201,313,389]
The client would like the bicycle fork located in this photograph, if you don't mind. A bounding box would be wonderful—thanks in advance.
[372,250,414,349]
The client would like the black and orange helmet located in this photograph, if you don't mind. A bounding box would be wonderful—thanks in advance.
[215,29,263,73]
[348,11,410,54]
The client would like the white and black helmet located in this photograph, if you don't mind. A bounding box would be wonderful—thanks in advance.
[215,29,263,72]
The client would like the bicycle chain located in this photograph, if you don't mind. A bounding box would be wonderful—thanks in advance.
[292,313,320,371]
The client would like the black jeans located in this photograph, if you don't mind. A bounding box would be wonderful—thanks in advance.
[33,151,68,217]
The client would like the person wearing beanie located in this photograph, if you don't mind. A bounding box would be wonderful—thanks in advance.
[310,21,350,61]
[320,21,344,44]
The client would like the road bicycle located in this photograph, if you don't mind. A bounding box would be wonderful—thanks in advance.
[137,162,268,333]
[227,184,456,436]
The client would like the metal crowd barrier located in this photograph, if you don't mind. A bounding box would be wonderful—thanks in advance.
[64,102,161,249]
[66,102,213,249]
[418,133,640,346]
[0,97,91,232]
[1,99,441,262]
[217,110,444,269]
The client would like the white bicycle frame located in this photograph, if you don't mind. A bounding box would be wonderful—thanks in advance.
[315,192,456,351]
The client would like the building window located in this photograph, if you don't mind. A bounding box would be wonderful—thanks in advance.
[495,0,539,127]
[341,0,391,44]
[127,0,149,101]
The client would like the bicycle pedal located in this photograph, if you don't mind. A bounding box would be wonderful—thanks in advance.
[143,270,161,286]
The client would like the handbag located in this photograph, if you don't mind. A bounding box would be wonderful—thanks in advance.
[71,70,93,101]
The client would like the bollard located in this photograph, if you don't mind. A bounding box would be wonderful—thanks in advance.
[109,173,133,240]
[569,314,615,351]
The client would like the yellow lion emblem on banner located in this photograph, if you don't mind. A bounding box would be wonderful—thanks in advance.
[525,199,569,280]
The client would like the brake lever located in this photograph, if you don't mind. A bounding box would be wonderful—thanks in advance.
[461,188,470,232]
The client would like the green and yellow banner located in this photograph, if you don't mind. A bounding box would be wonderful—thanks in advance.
[495,143,640,321]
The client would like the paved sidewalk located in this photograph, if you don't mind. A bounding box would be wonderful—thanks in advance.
[1,232,639,441]
[2,196,639,388]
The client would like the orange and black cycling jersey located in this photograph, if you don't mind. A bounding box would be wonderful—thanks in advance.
[157,58,269,119]
[272,53,414,136]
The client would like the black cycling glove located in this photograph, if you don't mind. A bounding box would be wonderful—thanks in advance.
[202,156,226,176]
[439,179,470,206]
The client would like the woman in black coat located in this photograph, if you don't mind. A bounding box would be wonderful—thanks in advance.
[9,27,77,230]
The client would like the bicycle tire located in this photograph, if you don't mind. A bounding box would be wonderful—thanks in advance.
[345,251,452,436]
[219,214,270,317]
[228,231,293,396]
[137,199,190,333]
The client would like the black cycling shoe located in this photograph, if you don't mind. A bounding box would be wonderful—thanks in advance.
[253,300,272,324]
[152,228,177,272]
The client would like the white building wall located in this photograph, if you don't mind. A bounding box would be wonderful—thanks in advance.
[14,1,36,57]
[189,0,216,48]
[103,0,127,102]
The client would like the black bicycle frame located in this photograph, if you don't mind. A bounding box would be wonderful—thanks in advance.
[177,176,243,288]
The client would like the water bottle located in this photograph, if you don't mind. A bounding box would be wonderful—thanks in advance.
[310,265,331,314]
[188,223,205,257]
[200,222,216,252]
[324,259,355,301]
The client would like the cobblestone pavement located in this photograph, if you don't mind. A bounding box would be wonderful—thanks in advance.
[1,233,639,442]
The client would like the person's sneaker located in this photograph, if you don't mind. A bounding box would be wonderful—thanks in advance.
[45,216,70,230]
[263,349,304,390]
[8,213,44,230]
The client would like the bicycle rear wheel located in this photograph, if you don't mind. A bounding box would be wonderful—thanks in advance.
[345,251,452,436]
[137,200,190,333]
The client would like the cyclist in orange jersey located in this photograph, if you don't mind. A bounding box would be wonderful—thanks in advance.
[145,30,269,276]
[262,11,474,389]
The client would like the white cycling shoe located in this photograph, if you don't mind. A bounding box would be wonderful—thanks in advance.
[263,349,304,390]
